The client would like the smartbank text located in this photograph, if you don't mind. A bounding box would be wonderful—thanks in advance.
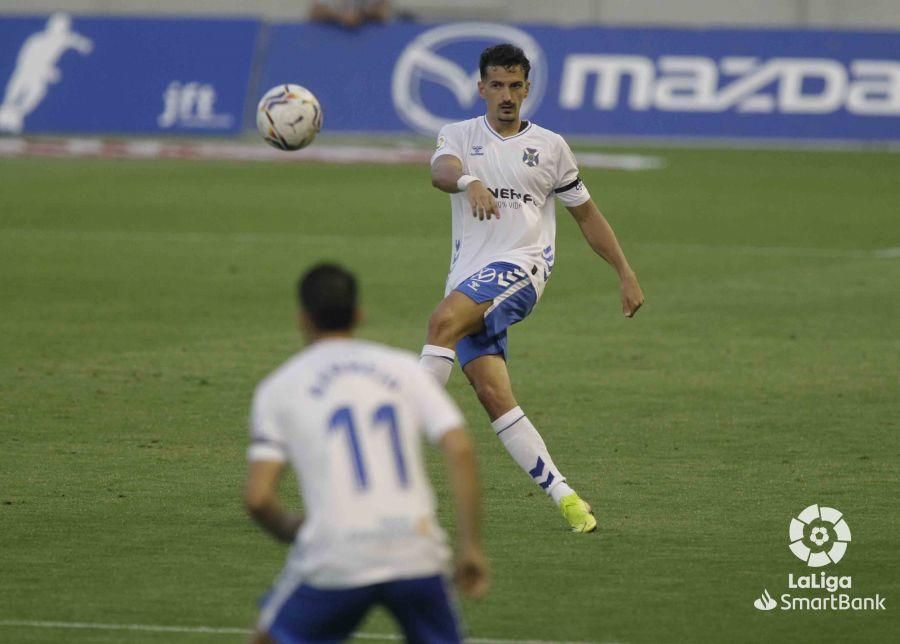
[559,55,900,115]
[779,574,886,611]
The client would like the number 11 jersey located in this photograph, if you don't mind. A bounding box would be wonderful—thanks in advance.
[248,338,464,588]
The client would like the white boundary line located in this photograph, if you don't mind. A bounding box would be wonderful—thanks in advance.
[0,137,662,171]
[0,620,249,635]
[0,619,598,643]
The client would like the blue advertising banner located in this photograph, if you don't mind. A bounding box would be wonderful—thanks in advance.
[0,14,259,135]
[259,22,900,141]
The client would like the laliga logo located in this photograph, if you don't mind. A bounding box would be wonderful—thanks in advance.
[391,23,546,135]
[789,504,851,568]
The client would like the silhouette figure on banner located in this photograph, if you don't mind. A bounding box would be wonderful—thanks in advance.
[0,13,93,134]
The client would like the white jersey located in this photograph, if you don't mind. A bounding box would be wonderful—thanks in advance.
[248,338,464,589]
[431,116,591,299]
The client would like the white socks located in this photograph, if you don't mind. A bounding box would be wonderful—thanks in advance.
[419,344,455,386]
[491,406,573,504]
[419,348,575,505]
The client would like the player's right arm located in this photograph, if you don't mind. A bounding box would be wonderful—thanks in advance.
[244,384,303,543]
[431,154,499,221]
[431,124,499,220]
[244,459,304,543]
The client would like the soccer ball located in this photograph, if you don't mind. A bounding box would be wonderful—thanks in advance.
[256,84,323,151]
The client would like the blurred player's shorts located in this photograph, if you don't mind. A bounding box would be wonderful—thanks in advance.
[260,574,461,643]
[454,261,538,366]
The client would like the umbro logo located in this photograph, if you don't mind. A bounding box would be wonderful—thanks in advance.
[522,147,539,167]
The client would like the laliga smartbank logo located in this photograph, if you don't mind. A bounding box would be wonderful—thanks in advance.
[789,503,851,567]
[753,504,886,612]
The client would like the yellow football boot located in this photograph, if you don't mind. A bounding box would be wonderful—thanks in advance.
[559,493,597,533]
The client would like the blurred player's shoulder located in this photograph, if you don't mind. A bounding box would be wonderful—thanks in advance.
[255,339,423,400]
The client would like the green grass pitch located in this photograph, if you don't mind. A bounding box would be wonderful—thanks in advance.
[1,147,898,643]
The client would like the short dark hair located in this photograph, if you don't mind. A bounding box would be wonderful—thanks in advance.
[479,43,531,80]
[297,263,358,331]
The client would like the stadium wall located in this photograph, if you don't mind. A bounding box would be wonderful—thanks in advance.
[1,16,898,144]
[1,1,900,29]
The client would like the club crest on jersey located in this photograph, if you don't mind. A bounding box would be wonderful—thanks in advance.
[522,147,540,167]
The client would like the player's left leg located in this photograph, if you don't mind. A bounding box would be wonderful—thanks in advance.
[461,354,592,528]
[460,353,595,532]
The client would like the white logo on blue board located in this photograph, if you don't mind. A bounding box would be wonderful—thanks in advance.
[391,23,546,136]
[158,81,234,129]
[0,13,93,134]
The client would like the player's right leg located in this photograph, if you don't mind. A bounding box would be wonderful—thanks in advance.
[419,290,491,385]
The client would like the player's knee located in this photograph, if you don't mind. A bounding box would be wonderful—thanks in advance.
[427,307,463,344]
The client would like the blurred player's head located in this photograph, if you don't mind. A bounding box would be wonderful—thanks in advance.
[297,263,360,339]
[478,44,531,129]
[47,12,72,33]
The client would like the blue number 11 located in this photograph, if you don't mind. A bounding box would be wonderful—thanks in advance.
[328,404,408,490]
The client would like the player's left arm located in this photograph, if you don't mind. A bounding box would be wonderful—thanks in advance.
[244,459,303,543]
[567,199,644,318]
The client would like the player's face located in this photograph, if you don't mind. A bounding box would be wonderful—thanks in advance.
[478,66,530,125]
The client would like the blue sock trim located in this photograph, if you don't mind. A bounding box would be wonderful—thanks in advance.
[494,414,525,436]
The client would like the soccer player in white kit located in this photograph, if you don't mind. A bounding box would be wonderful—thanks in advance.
[419,44,645,533]
[245,264,489,643]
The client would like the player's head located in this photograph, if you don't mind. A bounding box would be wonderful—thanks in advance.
[478,44,531,126]
[297,263,360,339]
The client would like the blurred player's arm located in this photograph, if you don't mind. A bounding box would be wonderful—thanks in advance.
[439,427,490,598]
[567,199,644,317]
[431,154,499,220]
[244,459,303,543]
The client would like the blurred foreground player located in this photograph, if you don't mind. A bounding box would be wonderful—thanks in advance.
[419,44,644,533]
[245,264,488,643]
